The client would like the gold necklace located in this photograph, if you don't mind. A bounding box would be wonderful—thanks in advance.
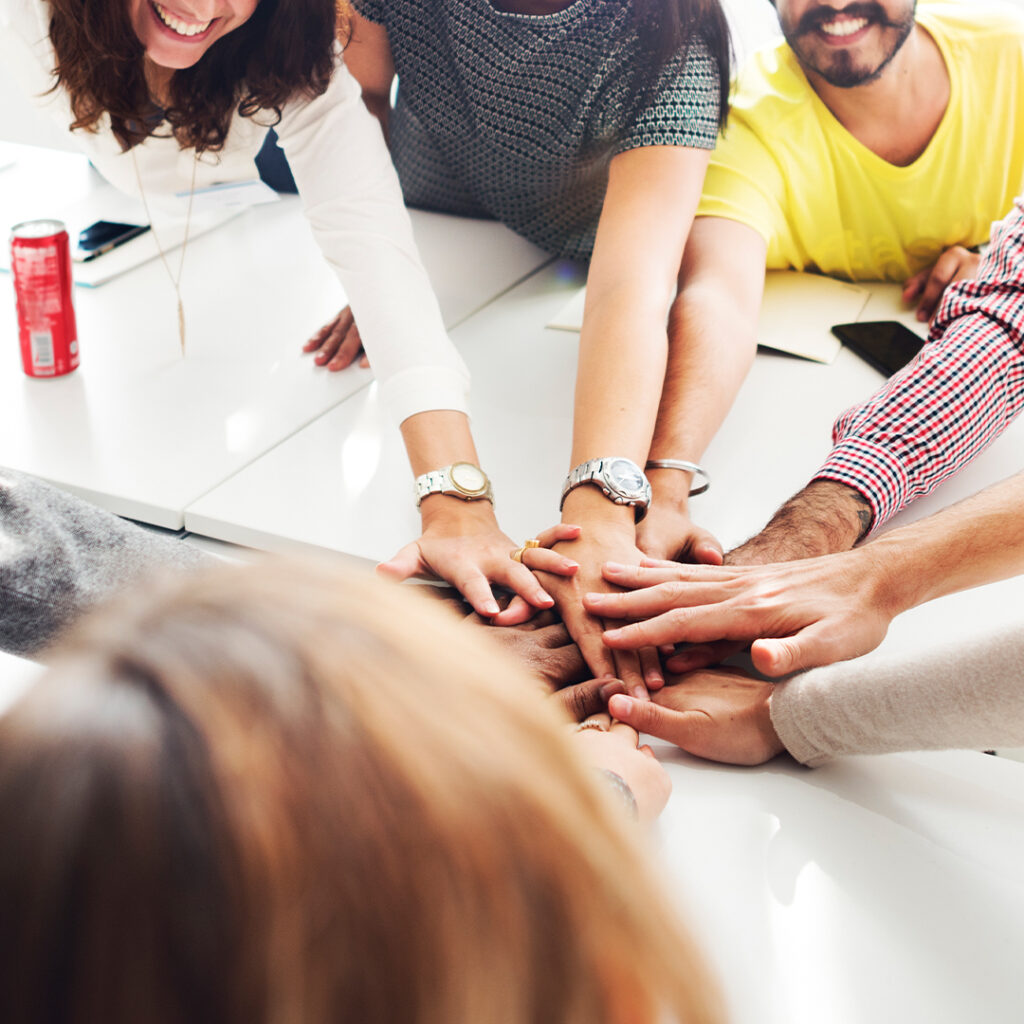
[130,148,198,355]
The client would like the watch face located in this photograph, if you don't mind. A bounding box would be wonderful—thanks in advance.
[450,462,487,495]
[605,458,644,496]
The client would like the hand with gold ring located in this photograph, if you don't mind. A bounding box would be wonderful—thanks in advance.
[488,524,583,626]
[509,538,541,563]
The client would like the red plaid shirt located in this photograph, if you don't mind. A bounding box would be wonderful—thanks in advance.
[813,198,1024,529]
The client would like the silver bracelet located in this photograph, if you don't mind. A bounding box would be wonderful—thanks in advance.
[645,459,710,497]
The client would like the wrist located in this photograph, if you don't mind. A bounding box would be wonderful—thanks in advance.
[419,493,496,528]
[648,469,693,512]
[561,485,638,531]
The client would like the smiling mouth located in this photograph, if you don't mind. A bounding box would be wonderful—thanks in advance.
[818,16,869,39]
[149,0,214,37]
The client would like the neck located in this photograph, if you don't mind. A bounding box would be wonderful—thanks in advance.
[144,58,175,108]
[803,25,950,166]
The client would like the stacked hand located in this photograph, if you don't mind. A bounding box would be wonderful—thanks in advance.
[584,547,894,677]
[608,670,783,766]
[379,508,581,621]
[304,306,370,371]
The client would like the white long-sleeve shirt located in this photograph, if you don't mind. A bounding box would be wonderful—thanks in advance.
[0,0,471,424]
[770,621,1024,766]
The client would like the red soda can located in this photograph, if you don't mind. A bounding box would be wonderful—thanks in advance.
[10,219,79,378]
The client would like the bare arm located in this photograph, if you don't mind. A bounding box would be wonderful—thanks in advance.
[639,217,767,563]
[541,145,711,696]
[726,479,872,566]
[588,469,1024,676]
[341,9,395,137]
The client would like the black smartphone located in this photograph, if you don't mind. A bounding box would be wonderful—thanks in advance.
[75,220,150,262]
[831,320,925,377]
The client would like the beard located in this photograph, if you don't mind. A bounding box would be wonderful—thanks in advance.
[781,2,917,88]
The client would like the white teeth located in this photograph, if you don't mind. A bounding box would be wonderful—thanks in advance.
[821,16,868,37]
[152,1,212,36]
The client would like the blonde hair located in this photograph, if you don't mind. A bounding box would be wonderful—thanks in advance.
[0,559,722,1024]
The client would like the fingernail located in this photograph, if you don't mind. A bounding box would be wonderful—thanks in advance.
[537,596,554,608]
[586,592,607,605]
[631,685,649,701]
[603,627,622,640]
[604,561,625,573]
[484,601,500,615]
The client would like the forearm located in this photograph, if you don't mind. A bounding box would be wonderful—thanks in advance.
[569,291,668,473]
[770,619,1024,766]
[860,470,1024,615]
[816,203,1024,528]
[648,278,759,512]
[728,480,872,565]
[399,409,480,477]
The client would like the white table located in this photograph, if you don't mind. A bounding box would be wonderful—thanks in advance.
[0,145,548,527]
[659,745,1024,1024]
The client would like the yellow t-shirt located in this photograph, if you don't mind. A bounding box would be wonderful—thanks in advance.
[696,2,1024,281]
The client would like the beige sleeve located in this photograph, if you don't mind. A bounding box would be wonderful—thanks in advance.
[770,620,1024,767]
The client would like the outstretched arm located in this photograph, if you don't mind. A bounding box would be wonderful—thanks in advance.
[539,144,712,697]
[638,217,766,563]
[588,469,1024,675]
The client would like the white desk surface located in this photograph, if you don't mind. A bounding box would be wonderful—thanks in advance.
[185,267,1024,558]
[0,144,547,528]
[660,745,1024,1024]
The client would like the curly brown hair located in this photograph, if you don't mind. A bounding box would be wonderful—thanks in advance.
[47,0,349,153]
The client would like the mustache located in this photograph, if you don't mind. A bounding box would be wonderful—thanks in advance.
[793,3,901,36]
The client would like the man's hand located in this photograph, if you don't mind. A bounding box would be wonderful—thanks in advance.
[608,669,784,766]
[902,246,981,324]
[586,545,893,676]
[303,306,370,371]
[537,520,665,699]
[635,501,724,564]
[378,505,578,619]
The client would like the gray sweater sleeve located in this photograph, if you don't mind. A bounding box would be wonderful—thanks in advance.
[0,469,214,659]
[769,621,1024,766]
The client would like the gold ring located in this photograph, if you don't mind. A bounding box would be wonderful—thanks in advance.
[509,538,541,563]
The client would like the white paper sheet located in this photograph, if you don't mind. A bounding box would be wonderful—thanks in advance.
[547,270,871,364]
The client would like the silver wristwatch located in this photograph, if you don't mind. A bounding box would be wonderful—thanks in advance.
[414,462,494,507]
[560,457,651,521]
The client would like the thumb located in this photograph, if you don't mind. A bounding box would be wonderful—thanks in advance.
[608,693,703,748]
[751,623,832,676]
[376,542,425,583]
[693,534,724,566]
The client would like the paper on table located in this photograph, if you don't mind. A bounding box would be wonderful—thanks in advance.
[547,270,871,364]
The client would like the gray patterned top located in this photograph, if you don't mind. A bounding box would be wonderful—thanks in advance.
[354,0,721,259]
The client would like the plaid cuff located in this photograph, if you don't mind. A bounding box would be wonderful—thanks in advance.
[811,437,911,532]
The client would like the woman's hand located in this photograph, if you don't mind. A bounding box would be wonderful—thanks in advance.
[378,504,579,619]
[609,670,784,766]
[584,547,893,677]
[902,246,981,323]
[635,502,723,565]
[533,519,665,699]
[303,306,370,371]
[571,712,671,824]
